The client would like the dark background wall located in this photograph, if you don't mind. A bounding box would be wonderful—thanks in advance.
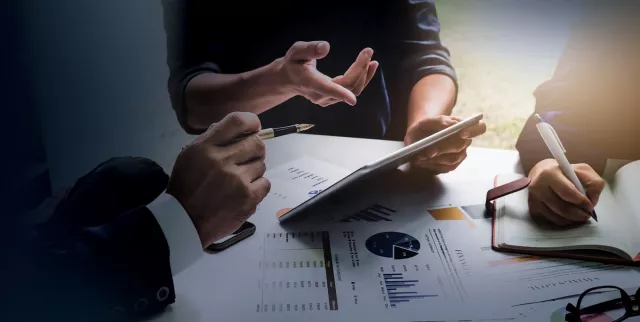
[1,0,49,215]
[19,0,193,195]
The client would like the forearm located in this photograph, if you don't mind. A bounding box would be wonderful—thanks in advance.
[184,59,294,130]
[407,74,456,127]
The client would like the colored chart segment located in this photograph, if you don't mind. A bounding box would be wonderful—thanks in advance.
[365,232,420,259]
[428,207,476,228]
[276,208,292,218]
[488,255,545,267]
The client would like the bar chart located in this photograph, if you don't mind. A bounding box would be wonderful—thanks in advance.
[341,204,396,222]
[382,273,437,307]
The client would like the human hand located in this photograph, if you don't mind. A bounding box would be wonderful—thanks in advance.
[322,48,379,106]
[527,159,604,226]
[166,112,271,248]
[277,41,378,107]
[404,115,487,174]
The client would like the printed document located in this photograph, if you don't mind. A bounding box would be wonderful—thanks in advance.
[213,157,640,321]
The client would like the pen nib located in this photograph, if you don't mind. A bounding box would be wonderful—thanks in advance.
[298,124,315,132]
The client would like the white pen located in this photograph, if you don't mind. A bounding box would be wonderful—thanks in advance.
[535,114,598,221]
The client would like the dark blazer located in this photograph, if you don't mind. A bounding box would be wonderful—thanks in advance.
[8,157,176,322]
[161,0,457,141]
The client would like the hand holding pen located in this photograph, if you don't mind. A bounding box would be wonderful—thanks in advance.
[173,112,314,245]
[183,114,313,151]
[525,114,605,226]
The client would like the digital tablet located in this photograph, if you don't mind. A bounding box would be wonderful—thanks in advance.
[277,113,484,222]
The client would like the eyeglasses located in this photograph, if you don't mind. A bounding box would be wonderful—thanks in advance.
[565,286,640,322]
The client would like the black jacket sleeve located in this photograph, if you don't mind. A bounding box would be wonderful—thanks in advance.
[10,157,176,322]
[162,0,222,134]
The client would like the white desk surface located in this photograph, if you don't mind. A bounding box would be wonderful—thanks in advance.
[151,133,523,322]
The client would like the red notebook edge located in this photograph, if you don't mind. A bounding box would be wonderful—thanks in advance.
[489,174,640,267]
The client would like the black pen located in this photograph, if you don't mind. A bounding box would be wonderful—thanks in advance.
[183,124,314,150]
[254,124,314,140]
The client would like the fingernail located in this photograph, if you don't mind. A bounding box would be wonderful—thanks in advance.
[317,42,329,53]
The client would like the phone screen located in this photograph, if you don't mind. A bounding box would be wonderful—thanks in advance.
[214,234,237,244]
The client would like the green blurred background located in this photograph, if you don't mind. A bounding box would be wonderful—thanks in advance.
[435,0,579,149]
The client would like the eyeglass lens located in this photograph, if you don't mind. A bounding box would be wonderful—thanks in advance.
[578,287,627,321]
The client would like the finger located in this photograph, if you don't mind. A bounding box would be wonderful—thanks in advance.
[412,159,459,174]
[350,70,368,96]
[573,164,605,205]
[528,199,547,224]
[205,112,261,146]
[352,61,379,96]
[304,70,357,105]
[536,201,574,226]
[306,92,325,105]
[541,189,591,222]
[251,177,271,203]
[460,121,487,139]
[361,61,379,89]
[427,137,471,157]
[404,116,455,146]
[224,134,266,165]
[341,48,373,88]
[287,41,331,61]
[316,97,340,107]
[238,159,267,183]
[548,174,594,212]
[426,150,467,166]
[307,91,342,107]
[413,116,459,139]
[529,199,554,225]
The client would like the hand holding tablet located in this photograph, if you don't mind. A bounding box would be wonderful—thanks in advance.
[277,113,484,222]
[405,115,487,174]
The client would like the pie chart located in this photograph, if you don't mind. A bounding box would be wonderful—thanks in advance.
[365,232,420,259]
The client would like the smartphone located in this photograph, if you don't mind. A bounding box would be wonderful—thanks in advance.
[206,221,256,252]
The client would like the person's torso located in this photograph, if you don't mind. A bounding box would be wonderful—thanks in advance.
[205,1,392,139]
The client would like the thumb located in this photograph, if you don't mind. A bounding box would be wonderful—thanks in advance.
[287,41,330,61]
[574,166,605,206]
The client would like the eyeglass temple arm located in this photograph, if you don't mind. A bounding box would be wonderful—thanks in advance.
[578,298,625,315]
